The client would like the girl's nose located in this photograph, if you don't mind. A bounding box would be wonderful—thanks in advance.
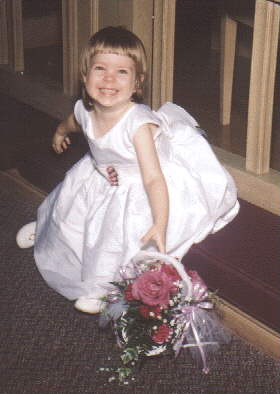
[103,70,115,81]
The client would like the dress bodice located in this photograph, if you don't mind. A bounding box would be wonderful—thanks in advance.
[74,101,162,169]
[74,100,201,179]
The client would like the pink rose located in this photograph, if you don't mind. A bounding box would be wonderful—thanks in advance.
[131,270,174,307]
[152,323,173,344]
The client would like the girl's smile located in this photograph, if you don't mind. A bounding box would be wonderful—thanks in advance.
[83,53,137,111]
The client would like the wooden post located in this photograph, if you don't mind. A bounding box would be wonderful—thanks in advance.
[152,0,176,109]
[219,14,237,125]
[6,0,24,71]
[0,0,9,64]
[246,0,280,174]
[61,0,78,96]
[132,0,154,106]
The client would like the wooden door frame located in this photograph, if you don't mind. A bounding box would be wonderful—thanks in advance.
[0,0,9,64]
[5,0,24,71]
[152,0,176,109]
[62,0,99,96]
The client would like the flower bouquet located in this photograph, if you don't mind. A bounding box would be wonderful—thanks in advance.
[99,251,230,383]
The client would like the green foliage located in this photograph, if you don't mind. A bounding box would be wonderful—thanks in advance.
[110,281,128,291]
[116,367,132,382]
[121,347,140,364]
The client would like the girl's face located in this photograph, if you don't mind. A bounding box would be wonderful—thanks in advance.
[84,52,137,111]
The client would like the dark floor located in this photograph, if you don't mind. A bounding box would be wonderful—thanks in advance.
[1,160,280,394]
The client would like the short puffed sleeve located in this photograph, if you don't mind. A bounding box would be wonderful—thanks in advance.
[74,100,89,136]
[126,104,161,142]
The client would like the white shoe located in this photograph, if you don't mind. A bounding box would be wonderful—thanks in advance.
[74,296,105,314]
[16,221,36,248]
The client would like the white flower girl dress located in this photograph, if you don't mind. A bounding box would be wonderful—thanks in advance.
[29,101,239,301]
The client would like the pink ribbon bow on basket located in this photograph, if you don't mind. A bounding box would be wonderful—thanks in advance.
[173,270,219,374]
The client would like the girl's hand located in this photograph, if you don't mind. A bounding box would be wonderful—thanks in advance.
[52,113,81,154]
[141,225,166,253]
[106,167,119,186]
[52,132,71,154]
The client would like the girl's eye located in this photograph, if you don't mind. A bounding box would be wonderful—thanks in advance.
[118,69,128,74]
[94,65,105,71]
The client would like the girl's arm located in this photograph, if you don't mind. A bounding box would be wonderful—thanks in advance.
[53,113,119,186]
[52,112,82,154]
[133,123,169,253]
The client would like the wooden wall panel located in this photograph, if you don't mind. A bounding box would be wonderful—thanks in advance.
[99,0,132,30]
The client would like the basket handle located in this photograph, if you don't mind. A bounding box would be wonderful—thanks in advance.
[132,251,193,299]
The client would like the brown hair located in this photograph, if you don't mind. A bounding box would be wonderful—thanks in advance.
[80,26,147,110]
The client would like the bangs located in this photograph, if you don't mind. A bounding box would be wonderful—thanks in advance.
[91,44,139,67]
[93,43,136,58]
[81,46,136,77]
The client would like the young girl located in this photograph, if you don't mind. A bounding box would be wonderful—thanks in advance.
[16,26,239,314]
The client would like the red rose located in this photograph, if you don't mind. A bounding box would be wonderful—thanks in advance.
[139,305,161,319]
[131,270,174,307]
[160,264,181,293]
[124,283,134,301]
[152,323,173,344]
[160,264,181,282]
